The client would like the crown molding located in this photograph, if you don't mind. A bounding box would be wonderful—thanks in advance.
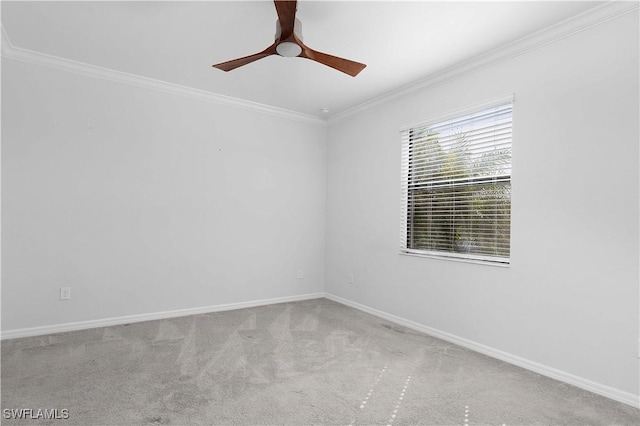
[329,1,640,126]
[2,1,637,128]
[0,26,327,127]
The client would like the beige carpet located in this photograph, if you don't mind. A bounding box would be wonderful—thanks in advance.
[2,298,638,425]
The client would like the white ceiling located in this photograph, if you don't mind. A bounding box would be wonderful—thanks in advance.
[2,1,605,118]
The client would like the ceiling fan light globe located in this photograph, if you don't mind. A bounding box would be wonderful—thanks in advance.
[276,42,302,57]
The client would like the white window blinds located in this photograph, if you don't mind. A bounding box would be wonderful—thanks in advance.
[400,100,513,264]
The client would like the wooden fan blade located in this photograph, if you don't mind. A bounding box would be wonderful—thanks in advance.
[299,44,366,77]
[274,0,297,40]
[212,43,278,72]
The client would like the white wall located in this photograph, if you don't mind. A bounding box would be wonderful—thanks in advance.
[2,59,327,331]
[325,11,639,400]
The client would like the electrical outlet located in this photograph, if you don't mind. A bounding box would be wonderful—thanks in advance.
[60,287,71,300]
[297,270,304,279]
[349,273,354,284]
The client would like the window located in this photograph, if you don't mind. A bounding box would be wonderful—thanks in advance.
[400,98,513,265]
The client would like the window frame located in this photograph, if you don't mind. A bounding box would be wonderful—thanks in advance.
[399,95,514,267]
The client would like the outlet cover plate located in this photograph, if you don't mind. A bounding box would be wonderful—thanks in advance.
[60,287,71,300]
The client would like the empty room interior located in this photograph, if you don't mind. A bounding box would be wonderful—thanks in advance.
[1,0,639,424]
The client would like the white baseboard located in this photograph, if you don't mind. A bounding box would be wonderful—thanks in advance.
[324,293,640,409]
[0,292,324,341]
[3,291,637,408]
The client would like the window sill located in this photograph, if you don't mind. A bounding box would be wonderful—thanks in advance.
[399,250,510,268]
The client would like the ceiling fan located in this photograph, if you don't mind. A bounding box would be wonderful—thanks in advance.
[212,0,366,77]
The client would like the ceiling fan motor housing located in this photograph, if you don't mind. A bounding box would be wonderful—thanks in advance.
[275,18,303,57]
